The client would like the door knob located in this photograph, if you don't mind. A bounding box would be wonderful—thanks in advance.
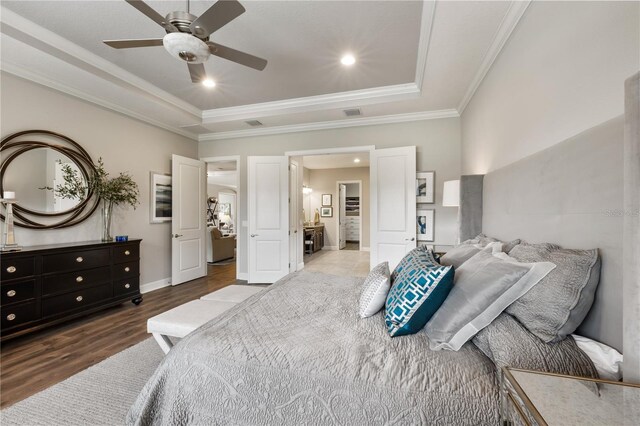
[172,234,183,238]
[405,237,415,241]
[250,234,259,237]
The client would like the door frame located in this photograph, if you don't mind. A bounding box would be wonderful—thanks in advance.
[200,155,241,280]
[336,180,363,251]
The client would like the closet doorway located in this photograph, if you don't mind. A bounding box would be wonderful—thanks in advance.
[337,181,362,251]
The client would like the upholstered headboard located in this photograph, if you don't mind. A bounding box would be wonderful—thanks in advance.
[482,116,625,351]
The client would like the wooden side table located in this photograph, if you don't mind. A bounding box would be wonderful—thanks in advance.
[500,367,640,425]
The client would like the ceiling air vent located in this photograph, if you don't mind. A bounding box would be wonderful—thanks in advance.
[245,120,263,127]
[343,108,361,117]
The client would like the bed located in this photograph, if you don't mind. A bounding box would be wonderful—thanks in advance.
[128,271,501,425]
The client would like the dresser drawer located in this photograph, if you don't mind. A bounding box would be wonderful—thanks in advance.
[113,277,139,297]
[113,261,139,280]
[2,300,38,330]
[1,256,36,281]
[42,266,111,297]
[1,278,36,306]
[113,243,139,264]
[42,248,110,273]
[42,283,112,318]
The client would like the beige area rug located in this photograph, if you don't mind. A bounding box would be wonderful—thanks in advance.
[1,338,164,426]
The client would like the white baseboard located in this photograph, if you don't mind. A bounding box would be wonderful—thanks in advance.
[297,262,305,271]
[238,272,248,281]
[322,246,339,250]
[360,247,370,252]
[141,277,171,294]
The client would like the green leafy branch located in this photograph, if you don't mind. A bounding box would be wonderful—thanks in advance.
[55,158,140,209]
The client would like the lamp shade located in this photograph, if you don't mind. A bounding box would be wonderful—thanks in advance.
[442,180,460,207]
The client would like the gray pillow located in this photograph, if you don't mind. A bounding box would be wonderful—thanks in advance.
[439,245,481,269]
[472,313,598,379]
[424,250,555,351]
[506,242,601,343]
[461,233,521,253]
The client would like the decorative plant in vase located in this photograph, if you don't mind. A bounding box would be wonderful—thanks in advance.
[56,158,140,241]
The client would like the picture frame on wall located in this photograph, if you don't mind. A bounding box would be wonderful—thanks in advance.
[416,209,435,242]
[322,194,332,206]
[416,171,435,204]
[150,172,172,223]
[320,207,333,217]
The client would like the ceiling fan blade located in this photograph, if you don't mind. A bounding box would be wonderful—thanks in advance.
[103,39,164,49]
[190,0,245,38]
[188,63,207,83]
[125,0,177,32]
[207,42,267,71]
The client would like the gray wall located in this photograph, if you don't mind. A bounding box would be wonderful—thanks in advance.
[199,117,461,277]
[1,73,198,288]
[461,1,639,175]
[482,116,624,351]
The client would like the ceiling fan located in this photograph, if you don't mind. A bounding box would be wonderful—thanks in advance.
[103,0,267,84]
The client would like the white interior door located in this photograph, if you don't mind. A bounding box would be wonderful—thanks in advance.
[289,161,299,272]
[339,184,347,250]
[248,156,289,283]
[370,146,417,271]
[171,154,207,285]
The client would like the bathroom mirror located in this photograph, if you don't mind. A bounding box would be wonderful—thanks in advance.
[0,130,100,229]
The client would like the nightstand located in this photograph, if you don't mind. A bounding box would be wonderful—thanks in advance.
[500,367,640,425]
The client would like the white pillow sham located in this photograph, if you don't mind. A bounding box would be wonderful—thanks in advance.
[358,262,391,318]
[572,334,623,381]
[424,249,555,351]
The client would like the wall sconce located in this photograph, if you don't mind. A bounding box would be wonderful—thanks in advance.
[302,185,313,195]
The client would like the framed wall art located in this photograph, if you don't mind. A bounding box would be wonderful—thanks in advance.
[416,209,434,242]
[320,206,333,217]
[322,194,332,206]
[416,171,435,204]
[150,172,172,223]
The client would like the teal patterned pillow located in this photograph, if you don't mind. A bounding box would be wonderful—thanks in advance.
[391,246,437,282]
[385,254,454,337]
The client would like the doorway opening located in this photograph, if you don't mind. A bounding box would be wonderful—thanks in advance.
[203,157,239,280]
[296,152,370,277]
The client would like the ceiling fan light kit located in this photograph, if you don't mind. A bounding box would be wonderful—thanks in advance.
[104,0,268,84]
[163,33,210,64]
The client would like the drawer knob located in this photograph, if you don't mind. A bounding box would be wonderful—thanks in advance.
[76,295,83,302]
[6,266,16,273]
[125,250,131,256]
[76,256,84,263]
[124,283,131,289]
[7,289,16,297]
[76,276,84,283]
[124,267,130,272]
[7,313,16,321]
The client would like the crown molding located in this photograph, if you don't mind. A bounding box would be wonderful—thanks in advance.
[199,109,459,141]
[457,0,531,113]
[0,61,198,140]
[414,0,437,92]
[201,83,420,123]
[0,6,201,119]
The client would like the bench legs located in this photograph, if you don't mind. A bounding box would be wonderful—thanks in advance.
[152,333,174,354]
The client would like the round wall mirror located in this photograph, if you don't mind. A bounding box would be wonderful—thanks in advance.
[0,130,100,229]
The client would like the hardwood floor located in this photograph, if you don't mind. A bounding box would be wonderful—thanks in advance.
[0,263,239,408]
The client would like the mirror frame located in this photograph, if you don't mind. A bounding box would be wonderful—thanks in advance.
[0,130,100,229]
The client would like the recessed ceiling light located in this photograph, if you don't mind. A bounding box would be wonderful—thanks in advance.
[354,158,361,163]
[341,54,356,66]
[202,78,216,88]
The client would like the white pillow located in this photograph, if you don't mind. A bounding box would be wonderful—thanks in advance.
[358,262,390,318]
[572,334,623,381]
[425,250,555,351]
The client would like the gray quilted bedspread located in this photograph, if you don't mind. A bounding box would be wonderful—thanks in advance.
[127,271,500,425]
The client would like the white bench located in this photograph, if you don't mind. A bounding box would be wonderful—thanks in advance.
[147,285,264,354]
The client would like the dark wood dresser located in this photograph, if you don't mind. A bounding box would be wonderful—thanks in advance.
[1,239,142,341]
